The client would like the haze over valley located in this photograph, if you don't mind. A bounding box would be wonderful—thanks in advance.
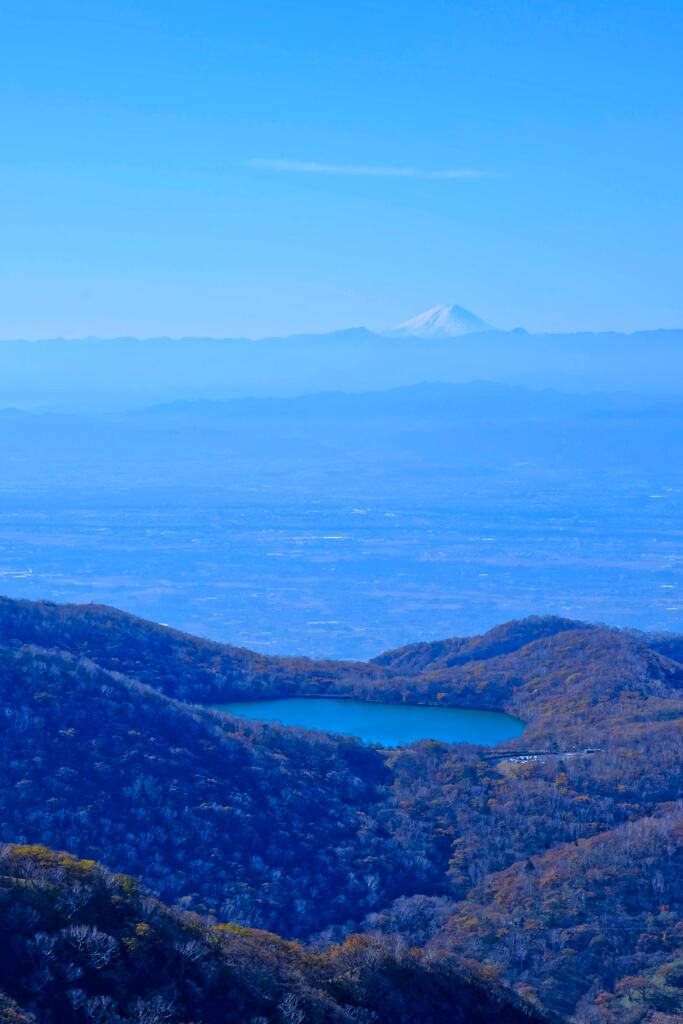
[1,375,682,658]
[3,307,683,411]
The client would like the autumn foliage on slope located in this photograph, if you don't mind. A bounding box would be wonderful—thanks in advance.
[0,844,543,1024]
[1,596,683,1021]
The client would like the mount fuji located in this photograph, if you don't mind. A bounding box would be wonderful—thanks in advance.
[386,304,496,338]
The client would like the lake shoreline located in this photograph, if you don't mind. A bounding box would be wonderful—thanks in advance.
[210,695,525,749]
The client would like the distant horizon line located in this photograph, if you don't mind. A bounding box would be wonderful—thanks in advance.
[4,377,683,419]
[1,324,682,343]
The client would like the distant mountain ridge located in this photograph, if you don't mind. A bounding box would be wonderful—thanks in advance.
[3,325,683,411]
[141,380,683,419]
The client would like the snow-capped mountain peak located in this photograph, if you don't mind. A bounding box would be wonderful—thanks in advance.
[386,304,495,338]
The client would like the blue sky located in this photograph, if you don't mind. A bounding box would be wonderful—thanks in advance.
[1,0,681,337]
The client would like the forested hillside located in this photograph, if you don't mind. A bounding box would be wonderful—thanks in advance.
[0,643,412,937]
[1,596,682,1021]
[0,845,541,1024]
[438,807,683,1021]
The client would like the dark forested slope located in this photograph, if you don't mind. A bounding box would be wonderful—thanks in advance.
[0,596,384,704]
[1,596,682,1021]
[437,805,683,1021]
[0,642,424,937]
[0,844,542,1024]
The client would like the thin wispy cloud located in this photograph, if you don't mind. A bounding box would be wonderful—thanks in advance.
[248,159,490,180]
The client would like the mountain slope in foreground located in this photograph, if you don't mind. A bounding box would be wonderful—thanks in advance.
[0,596,682,1021]
[0,844,541,1024]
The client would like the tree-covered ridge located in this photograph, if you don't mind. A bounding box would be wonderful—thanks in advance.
[0,844,542,1024]
[0,643,419,937]
[1,598,682,748]
[370,615,591,673]
[397,626,683,746]
[436,806,683,1022]
[1,596,683,1021]
[0,596,385,704]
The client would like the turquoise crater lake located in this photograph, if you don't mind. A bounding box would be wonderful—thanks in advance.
[212,697,524,748]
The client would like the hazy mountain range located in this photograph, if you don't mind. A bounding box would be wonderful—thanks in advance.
[1,305,682,411]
